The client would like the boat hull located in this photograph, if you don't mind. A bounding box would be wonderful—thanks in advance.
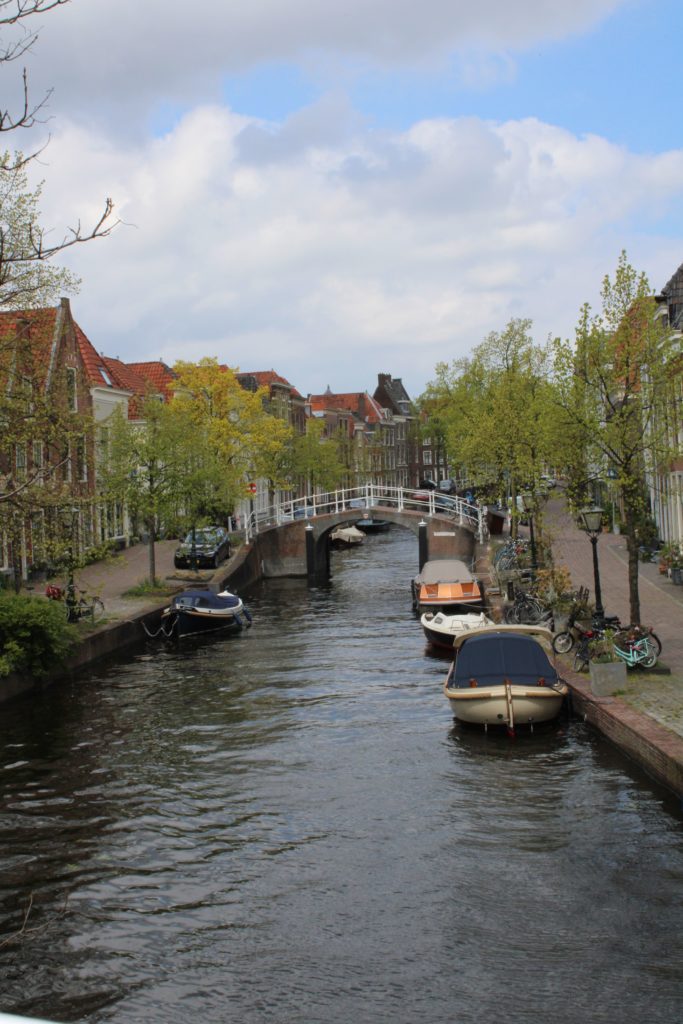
[421,611,494,650]
[355,518,390,533]
[444,683,567,727]
[172,609,246,639]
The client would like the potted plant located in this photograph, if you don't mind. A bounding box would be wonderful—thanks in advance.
[588,630,627,696]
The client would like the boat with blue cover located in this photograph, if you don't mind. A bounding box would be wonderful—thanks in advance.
[161,588,252,639]
[443,626,567,733]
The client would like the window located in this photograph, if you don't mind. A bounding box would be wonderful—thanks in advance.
[15,443,27,479]
[76,436,88,482]
[66,367,78,411]
[423,450,433,465]
[32,441,43,482]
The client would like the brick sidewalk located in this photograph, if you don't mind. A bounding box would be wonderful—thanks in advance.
[542,490,683,742]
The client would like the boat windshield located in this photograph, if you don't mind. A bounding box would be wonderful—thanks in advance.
[453,633,557,689]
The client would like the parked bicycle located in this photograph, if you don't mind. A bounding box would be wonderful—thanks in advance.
[612,627,659,670]
[46,583,105,624]
[554,611,662,658]
[572,624,659,672]
[503,587,548,625]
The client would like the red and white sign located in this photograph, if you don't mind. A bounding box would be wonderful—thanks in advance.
[248,482,257,494]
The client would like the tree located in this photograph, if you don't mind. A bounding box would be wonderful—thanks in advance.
[0,1,116,311]
[170,358,292,517]
[553,252,679,624]
[422,319,560,530]
[281,417,347,494]
[0,315,94,589]
[0,2,70,141]
[101,397,186,583]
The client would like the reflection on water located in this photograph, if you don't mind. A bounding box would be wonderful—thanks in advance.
[0,529,682,1024]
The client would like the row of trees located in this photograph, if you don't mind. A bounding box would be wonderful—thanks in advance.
[420,253,680,625]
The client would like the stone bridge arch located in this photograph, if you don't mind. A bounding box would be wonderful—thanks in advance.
[252,508,478,579]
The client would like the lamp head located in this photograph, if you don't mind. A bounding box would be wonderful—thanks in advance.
[578,506,603,536]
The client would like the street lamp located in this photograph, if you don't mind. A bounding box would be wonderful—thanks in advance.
[521,492,538,572]
[578,506,604,618]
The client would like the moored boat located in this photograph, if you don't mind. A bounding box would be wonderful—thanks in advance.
[411,558,483,613]
[421,609,495,650]
[443,627,568,734]
[355,514,391,533]
[330,524,365,547]
[161,588,252,639]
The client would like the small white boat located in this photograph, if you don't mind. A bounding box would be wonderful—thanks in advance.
[421,609,495,650]
[443,626,568,734]
[330,524,365,547]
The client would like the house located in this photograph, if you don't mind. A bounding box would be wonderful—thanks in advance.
[0,299,100,581]
[647,264,683,546]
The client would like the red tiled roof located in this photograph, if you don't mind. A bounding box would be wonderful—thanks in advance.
[0,307,60,390]
[237,369,303,399]
[308,391,384,424]
[126,361,177,396]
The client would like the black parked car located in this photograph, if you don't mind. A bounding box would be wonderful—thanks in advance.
[174,527,231,570]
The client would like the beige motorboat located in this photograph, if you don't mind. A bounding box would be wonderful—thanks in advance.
[443,626,568,734]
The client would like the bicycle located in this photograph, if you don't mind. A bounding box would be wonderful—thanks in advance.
[46,583,105,624]
[612,627,659,670]
[573,624,658,672]
[503,587,547,624]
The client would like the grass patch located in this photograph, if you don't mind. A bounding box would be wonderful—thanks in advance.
[122,578,174,598]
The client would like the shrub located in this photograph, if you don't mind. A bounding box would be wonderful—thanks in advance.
[0,595,78,678]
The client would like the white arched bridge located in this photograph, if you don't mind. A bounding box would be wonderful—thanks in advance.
[242,485,488,579]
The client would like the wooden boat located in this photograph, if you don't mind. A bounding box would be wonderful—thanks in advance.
[443,626,568,734]
[330,524,365,547]
[421,609,495,650]
[161,588,252,639]
[411,559,483,612]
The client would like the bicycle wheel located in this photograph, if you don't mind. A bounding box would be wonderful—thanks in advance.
[552,631,574,654]
[91,597,105,623]
[640,638,658,670]
[573,645,590,673]
[646,630,662,657]
[517,598,544,623]
[504,603,520,624]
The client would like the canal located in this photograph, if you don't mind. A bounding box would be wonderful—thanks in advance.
[1,528,682,1024]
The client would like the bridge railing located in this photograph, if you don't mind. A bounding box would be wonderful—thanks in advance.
[244,485,488,544]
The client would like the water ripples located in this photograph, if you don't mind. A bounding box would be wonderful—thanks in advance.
[0,529,682,1023]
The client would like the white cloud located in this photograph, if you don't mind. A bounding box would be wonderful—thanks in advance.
[32,101,683,397]
[20,0,626,123]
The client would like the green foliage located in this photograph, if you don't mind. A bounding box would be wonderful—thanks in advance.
[122,578,171,598]
[281,417,346,492]
[553,251,679,623]
[420,319,563,521]
[0,594,77,677]
[0,151,81,308]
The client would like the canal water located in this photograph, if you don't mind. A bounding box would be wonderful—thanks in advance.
[1,528,682,1024]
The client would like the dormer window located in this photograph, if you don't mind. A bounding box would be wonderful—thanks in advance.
[99,367,113,387]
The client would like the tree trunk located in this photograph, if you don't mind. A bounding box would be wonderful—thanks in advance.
[624,511,641,626]
[147,519,157,583]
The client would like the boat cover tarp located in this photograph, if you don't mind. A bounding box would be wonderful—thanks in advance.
[172,589,241,610]
[453,632,558,689]
[417,559,473,584]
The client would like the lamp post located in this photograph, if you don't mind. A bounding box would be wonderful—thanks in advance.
[521,492,538,572]
[578,506,604,618]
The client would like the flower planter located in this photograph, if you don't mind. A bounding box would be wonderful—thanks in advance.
[589,660,627,697]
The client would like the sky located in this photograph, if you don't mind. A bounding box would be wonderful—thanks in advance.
[8,0,683,400]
